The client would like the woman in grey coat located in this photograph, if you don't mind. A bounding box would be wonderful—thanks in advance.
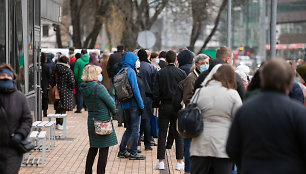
[190,64,242,174]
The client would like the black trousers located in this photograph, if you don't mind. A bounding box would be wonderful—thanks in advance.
[85,147,109,174]
[157,104,184,160]
[42,89,49,111]
[191,156,232,174]
[166,126,174,147]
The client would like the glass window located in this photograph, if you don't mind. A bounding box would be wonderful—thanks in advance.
[0,0,5,64]
[9,0,25,93]
[28,0,35,92]
[42,25,49,37]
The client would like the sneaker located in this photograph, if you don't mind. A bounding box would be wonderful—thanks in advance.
[154,161,165,170]
[175,162,184,171]
[117,151,131,158]
[129,153,145,160]
[57,124,64,130]
[151,140,158,146]
[145,146,152,151]
[128,149,141,154]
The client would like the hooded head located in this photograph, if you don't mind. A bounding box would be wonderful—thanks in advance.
[122,52,138,69]
[177,50,193,66]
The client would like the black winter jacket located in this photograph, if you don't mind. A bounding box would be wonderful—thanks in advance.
[41,62,51,90]
[153,64,187,107]
[107,51,123,79]
[227,91,306,174]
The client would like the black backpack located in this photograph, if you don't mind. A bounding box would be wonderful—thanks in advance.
[113,68,133,102]
[177,88,203,138]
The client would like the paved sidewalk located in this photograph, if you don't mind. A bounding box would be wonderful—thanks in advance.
[19,107,184,174]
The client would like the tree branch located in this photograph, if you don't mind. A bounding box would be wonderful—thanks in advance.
[197,0,227,54]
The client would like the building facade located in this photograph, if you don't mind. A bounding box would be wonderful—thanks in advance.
[0,0,60,121]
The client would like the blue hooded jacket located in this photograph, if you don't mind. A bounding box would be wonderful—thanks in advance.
[120,52,144,110]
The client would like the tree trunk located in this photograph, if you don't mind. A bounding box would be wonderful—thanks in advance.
[197,0,227,54]
[70,0,82,48]
[55,25,63,48]
[189,0,208,52]
[83,0,110,49]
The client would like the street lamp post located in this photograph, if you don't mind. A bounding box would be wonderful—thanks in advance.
[227,0,232,49]
[270,0,277,59]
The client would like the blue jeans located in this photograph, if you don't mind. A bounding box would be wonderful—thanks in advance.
[76,82,83,112]
[184,138,191,172]
[119,107,141,154]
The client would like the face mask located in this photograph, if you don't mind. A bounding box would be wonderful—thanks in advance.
[155,58,160,64]
[135,60,140,70]
[294,77,300,83]
[97,74,103,82]
[0,79,14,89]
[200,65,209,72]
[231,59,234,66]
[296,63,299,67]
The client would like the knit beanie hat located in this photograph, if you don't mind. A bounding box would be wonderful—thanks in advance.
[296,65,306,82]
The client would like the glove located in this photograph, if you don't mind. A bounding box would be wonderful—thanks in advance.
[139,109,144,115]
[11,133,23,148]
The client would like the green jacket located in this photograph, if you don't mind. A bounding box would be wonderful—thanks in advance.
[74,54,89,82]
[80,82,117,148]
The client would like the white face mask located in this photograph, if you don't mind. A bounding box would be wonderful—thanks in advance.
[97,74,103,82]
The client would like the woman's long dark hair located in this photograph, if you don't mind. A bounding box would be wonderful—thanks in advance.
[205,65,237,90]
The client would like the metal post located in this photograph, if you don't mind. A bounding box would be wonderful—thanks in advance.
[258,0,266,62]
[270,0,277,59]
[227,0,232,49]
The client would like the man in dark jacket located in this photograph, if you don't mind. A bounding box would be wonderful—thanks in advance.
[153,50,186,170]
[41,52,51,117]
[194,46,245,99]
[106,45,125,79]
[178,49,194,75]
[138,49,157,150]
[226,59,306,174]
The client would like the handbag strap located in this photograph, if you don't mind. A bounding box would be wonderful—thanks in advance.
[92,83,112,122]
[190,88,202,104]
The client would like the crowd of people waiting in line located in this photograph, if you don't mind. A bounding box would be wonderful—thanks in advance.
[0,45,306,174]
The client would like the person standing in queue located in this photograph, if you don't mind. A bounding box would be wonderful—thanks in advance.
[153,50,186,170]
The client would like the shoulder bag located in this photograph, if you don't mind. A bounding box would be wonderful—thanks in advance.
[49,72,60,104]
[93,84,113,135]
[0,102,34,153]
[177,88,203,138]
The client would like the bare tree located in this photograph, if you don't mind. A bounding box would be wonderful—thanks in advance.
[115,0,168,50]
[196,0,227,54]
[83,0,111,48]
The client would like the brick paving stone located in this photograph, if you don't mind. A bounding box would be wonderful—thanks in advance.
[18,105,181,173]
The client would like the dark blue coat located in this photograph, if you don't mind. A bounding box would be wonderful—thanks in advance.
[289,82,304,104]
[139,61,157,97]
[227,91,306,174]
